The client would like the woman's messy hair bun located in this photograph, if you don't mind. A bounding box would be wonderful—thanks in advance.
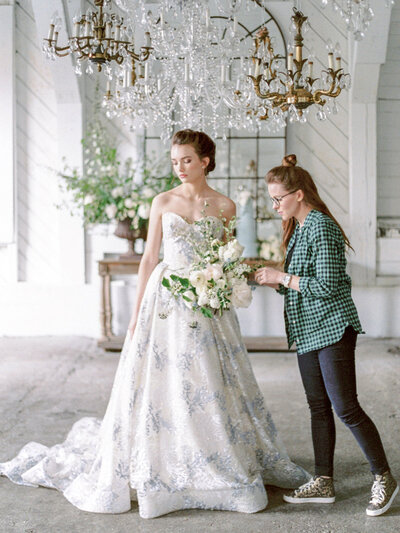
[282,154,297,167]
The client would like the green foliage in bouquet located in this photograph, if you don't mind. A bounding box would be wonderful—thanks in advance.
[58,119,178,229]
[162,208,256,319]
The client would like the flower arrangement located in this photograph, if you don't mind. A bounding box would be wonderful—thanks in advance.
[162,214,254,318]
[258,235,283,262]
[58,119,177,231]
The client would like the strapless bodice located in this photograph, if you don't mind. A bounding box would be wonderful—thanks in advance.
[161,212,224,270]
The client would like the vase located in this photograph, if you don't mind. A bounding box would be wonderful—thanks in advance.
[237,196,258,258]
[114,218,147,258]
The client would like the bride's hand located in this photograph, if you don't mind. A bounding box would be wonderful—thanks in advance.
[255,267,282,287]
[128,316,137,338]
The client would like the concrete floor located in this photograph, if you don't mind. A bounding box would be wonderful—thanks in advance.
[0,336,399,533]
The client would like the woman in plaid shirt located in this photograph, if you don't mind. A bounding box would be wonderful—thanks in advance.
[255,154,398,516]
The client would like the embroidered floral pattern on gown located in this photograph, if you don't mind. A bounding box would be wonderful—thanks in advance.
[0,212,310,519]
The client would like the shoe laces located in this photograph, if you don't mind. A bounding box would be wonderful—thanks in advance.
[370,476,386,504]
[295,476,319,493]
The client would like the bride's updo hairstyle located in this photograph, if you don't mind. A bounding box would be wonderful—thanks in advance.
[266,154,352,252]
[172,129,216,175]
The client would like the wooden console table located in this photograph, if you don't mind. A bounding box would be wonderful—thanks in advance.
[97,256,293,352]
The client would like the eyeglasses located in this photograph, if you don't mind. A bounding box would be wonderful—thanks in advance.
[270,190,298,207]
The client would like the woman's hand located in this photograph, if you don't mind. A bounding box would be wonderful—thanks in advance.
[128,315,137,339]
[255,267,283,287]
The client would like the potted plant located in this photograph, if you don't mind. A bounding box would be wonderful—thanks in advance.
[58,119,178,256]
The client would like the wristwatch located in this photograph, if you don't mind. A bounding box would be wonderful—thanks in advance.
[282,274,292,288]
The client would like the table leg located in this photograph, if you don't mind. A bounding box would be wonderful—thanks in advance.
[104,272,113,338]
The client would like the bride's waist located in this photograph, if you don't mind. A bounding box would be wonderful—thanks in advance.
[160,260,190,272]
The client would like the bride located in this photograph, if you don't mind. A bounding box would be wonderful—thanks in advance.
[0,129,309,519]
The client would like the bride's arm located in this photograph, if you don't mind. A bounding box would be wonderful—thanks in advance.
[128,195,164,337]
[220,198,236,241]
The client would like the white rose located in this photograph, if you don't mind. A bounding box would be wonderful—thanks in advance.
[209,296,221,309]
[84,194,94,205]
[131,191,139,200]
[87,168,93,176]
[223,239,244,262]
[260,242,272,260]
[95,147,101,154]
[111,186,124,198]
[210,263,223,281]
[182,290,196,309]
[218,244,227,262]
[231,281,252,308]
[216,278,226,289]
[197,290,209,307]
[105,204,118,219]
[141,187,155,199]
[124,198,134,208]
[203,263,223,281]
[127,209,136,217]
[138,203,151,220]
[189,271,207,290]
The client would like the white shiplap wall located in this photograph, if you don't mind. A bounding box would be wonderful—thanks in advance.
[2,0,399,337]
[287,0,349,231]
[15,0,61,282]
[377,2,400,218]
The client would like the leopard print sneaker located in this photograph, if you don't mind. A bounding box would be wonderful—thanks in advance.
[366,471,399,517]
[283,476,335,504]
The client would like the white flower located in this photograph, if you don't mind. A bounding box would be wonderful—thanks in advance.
[95,147,101,155]
[132,215,140,229]
[124,198,134,208]
[216,278,226,289]
[182,290,196,309]
[203,263,223,281]
[231,281,252,308]
[127,209,136,218]
[87,168,93,176]
[83,194,94,205]
[131,191,139,200]
[111,186,124,198]
[220,239,244,262]
[141,187,155,199]
[260,237,282,261]
[197,290,209,307]
[260,242,272,260]
[105,204,118,219]
[138,203,150,220]
[209,296,221,309]
[189,271,207,290]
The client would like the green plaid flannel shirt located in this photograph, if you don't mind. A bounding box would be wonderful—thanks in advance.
[278,210,363,355]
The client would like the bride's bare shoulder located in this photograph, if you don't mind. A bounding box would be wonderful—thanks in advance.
[210,190,236,219]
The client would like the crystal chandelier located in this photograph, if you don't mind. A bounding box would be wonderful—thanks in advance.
[102,0,289,141]
[248,8,351,123]
[42,0,152,80]
[321,0,394,40]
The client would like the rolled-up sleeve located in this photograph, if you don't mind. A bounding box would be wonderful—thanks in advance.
[299,224,342,299]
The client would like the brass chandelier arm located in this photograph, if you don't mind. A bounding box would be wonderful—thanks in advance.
[313,86,342,106]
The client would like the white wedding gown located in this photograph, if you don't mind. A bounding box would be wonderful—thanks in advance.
[0,212,309,519]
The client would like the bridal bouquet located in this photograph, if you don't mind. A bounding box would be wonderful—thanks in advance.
[162,217,254,318]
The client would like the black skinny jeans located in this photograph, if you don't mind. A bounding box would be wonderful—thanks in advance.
[297,326,389,477]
